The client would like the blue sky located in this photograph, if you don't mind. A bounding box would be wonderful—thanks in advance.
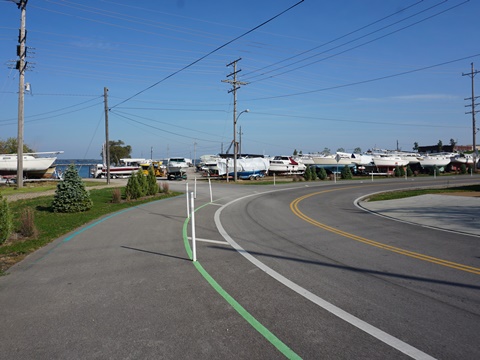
[0,0,479,160]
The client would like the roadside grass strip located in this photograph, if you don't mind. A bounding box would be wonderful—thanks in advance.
[182,204,301,360]
[291,191,480,275]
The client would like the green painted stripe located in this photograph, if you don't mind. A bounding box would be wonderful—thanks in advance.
[183,205,301,360]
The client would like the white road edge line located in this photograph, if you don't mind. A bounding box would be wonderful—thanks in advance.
[214,189,436,360]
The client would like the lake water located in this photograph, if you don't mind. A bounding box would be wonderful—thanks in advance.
[54,159,101,178]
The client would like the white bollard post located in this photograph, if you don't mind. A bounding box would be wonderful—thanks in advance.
[371,172,373,182]
[186,183,189,217]
[194,177,197,199]
[273,173,276,186]
[190,191,197,262]
[208,178,213,203]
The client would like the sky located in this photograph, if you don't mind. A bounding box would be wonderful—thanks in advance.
[0,0,479,160]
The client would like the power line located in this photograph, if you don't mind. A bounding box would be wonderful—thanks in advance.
[246,53,480,101]
[241,0,426,79]
[243,0,469,84]
[110,110,225,143]
[110,0,305,109]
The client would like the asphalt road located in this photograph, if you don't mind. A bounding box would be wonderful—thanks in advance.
[1,175,479,359]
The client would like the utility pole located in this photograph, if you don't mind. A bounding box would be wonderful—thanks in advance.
[193,141,197,167]
[463,63,480,167]
[222,58,248,181]
[239,126,243,156]
[104,87,110,184]
[16,0,28,188]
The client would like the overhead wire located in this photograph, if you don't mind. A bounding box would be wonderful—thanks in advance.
[241,0,426,79]
[110,0,305,109]
[242,0,469,84]
[245,53,480,101]
[110,110,225,144]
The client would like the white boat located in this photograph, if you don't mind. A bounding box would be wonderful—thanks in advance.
[0,151,63,178]
[92,158,149,178]
[450,153,474,165]
[418,154,451,168]
[217,157,270,179]
[372,154,409,167]
[166,157,189,175]
[268,155,306,175]
[311,152,354,167]
[199,155,221,176]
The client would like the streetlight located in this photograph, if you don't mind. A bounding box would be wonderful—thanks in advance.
[234,109,249,181]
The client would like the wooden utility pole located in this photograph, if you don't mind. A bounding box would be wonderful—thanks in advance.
[222,58,248,181]
[16,0,28,188]
[104,87,110,184]
[463,63,480,160]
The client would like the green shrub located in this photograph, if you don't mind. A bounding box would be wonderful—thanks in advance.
[406,165,413,177]
[52,164,93,213]
[137,169,147,197]
[147,166,159,195]
[460,164,467,174]
[309,166,317,180]
[317,167,327,180]
[341,165,353,179]
[125,171,141,200]
[0,192,13,244]
[304,166,312,181]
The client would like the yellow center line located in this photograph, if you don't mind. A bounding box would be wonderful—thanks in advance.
[290,189,480,275]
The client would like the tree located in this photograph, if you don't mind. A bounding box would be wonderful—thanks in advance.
[317,167,327,180]
[125,171,142,200]
[103,140,132,166]
[437,140,443,152]
[353,147,362,154]
[337,147,345,152]
[322,147,331,154]
[0,137,35,154]
[52,164,93,213]
[450,138,457,148]
[413,142,419,151]
[293,149,298,156]
[147,166,159,195]
[341,165,353,179]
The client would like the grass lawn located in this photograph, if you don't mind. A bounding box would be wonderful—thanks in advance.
[0,187,181,274]
[366,184,480,201]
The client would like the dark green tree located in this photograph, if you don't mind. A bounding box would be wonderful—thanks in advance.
[304,166,312,181]
[341,165,353,179]
[52,164,93,213]
[413,142,419,151]
[293,149,298,156]
[104,140,132,166]
[0,137,35,154]
[137,169,147,197]
[437,140,443,152]
[125,171,142,200]
[317,167,327,180]
[406,165,413,177]
[147,166,159,195]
